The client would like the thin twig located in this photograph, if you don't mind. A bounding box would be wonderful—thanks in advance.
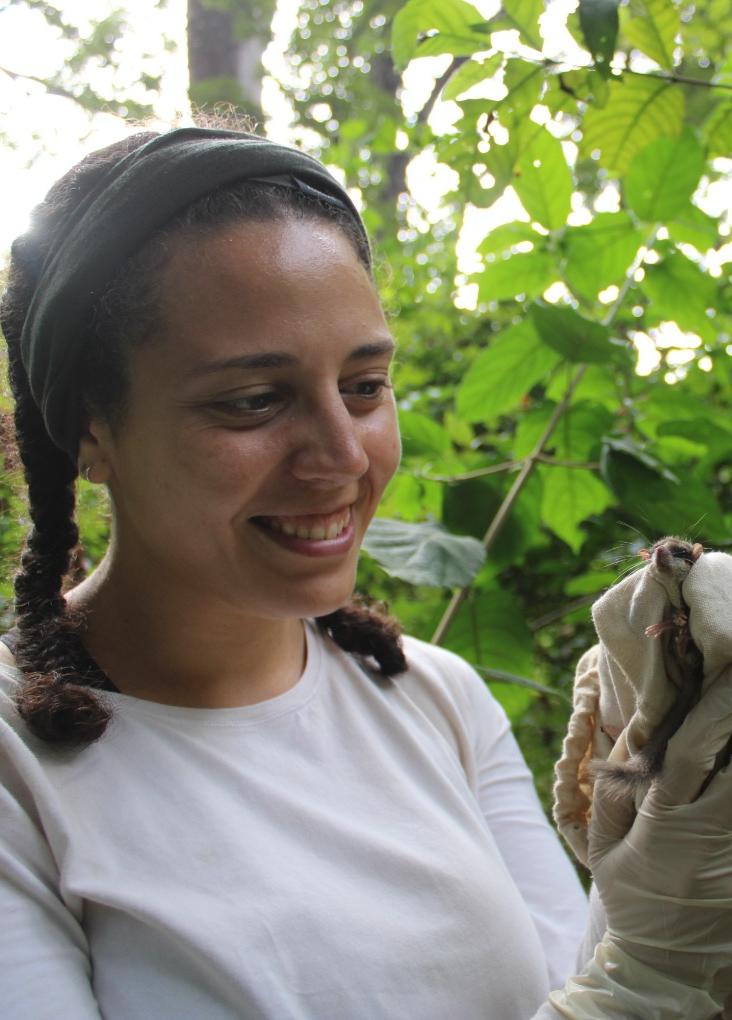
[624,65,732,92]
[430,365,587,644]
[543,56,732,92]
[0,64,76,103]
[528,594,596,631]
[472,663,570,702]
[414,454,600,484]
[415,460,519,483]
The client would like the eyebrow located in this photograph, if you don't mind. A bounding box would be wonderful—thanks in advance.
[188,339,396,377]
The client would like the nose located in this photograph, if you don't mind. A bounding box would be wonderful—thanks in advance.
[288,393,369,485]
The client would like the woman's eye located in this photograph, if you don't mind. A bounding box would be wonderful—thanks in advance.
[345,378,392,400]
[213,392,280,416]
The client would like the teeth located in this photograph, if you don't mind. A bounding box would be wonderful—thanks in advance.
[261,507,351,541]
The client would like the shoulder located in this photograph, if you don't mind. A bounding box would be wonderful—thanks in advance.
[398,634,501,715]
[392,634,511,781]
[0,640,17,668]
[0,635,23,732]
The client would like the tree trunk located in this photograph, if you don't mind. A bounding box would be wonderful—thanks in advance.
[186,0,267,125]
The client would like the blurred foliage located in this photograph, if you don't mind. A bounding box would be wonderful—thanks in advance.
[2,0,732,828]
[0,0,171,128]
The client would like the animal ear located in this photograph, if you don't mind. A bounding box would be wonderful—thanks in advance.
[691,543,704,561]
[639,547,651,560]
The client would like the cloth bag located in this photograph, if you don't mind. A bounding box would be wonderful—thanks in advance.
[553,549,732,866]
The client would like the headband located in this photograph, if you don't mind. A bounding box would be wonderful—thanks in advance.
[18,127,369,460]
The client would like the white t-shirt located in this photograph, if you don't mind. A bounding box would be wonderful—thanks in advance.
[0,623,588,1019]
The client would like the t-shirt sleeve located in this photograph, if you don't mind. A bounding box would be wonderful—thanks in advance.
[468,677,589,989]
[400,639,589,993]
[0,667,103,1019]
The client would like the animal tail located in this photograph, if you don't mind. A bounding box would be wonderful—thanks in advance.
[589,751,662,800]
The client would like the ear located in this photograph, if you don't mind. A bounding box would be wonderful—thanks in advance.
[77,417,113,484]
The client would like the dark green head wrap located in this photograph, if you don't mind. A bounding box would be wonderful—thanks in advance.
[18,127,370,461]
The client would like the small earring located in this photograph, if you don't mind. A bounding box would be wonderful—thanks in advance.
[81,464,93,483]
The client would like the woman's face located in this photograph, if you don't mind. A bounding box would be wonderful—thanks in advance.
[88,216,401,620]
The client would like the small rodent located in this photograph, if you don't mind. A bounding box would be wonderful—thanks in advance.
[593,537,705,799]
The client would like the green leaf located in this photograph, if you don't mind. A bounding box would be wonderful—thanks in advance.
[600,447,728,544]
[491,0,544,52]
[456,319,561,423]
[477,221,538,258]
[469,134,523,206]
[399,410,453,458]
[624,131,706,221]
[623,0,680,71]
[580,75,684,176]
[461,118,547,208]
[553,402,616,459]
[513,127,573,230]
[601,436,679,483]
[667,204,719,251]
[362,518,486,587]
[406,30,492,60]
[443,52,503,101]
[478,249,556,301]
[541,466,614,551]
[703,100,732,159]
[391,0,488,70]
[578,0,619,77]
[442,472,542,569]
[641,253,717,334]
[338,119,368,141]
[378,474,442,523]
[565,570,620,595]
[500,59,545,120]
[563,212,643,302]
[445,586,535,674]
[550,67,610,107]
[473,664,566,701]
[529,301,614,364]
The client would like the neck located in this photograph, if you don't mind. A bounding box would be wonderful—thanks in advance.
[67,554,307,709]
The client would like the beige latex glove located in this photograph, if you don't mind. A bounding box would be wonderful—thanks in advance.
[550,667,732,1019]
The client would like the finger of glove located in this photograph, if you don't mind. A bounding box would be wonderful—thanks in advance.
[653,667,732,806]
[683,756,732,824]
[588,777,637,857]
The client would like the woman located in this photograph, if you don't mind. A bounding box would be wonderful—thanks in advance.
[1,127,731,1019]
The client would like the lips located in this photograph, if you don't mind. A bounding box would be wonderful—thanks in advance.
[253,505,352,542]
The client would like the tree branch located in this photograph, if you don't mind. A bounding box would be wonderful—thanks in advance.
[0,64,77,103]
[417,55,468,126]
[543,57,732,93]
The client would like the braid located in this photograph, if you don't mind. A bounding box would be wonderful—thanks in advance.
[317,598,406,677]
[1,134,157,745]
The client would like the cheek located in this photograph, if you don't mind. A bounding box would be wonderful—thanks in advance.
[366,405,401,489]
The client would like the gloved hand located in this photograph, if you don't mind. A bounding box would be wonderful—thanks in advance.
[549,665,732,1019]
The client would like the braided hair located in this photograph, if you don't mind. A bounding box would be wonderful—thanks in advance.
[0,132,406,747]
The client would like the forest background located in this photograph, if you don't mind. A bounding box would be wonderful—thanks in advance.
[1,0,732,827]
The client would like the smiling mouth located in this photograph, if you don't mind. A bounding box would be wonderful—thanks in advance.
[253,505,353,542]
